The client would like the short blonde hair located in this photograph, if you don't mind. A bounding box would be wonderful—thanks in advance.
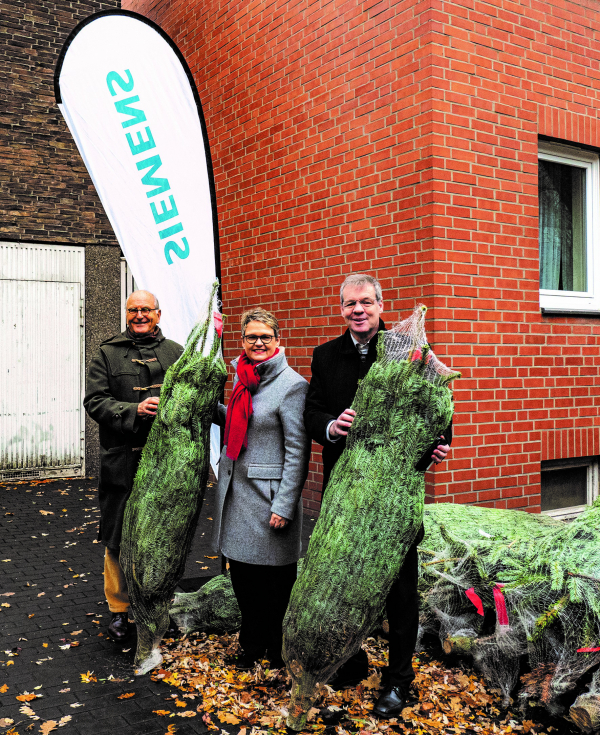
[241,307,279,337]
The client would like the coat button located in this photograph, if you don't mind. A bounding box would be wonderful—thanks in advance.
[119,405,123,409]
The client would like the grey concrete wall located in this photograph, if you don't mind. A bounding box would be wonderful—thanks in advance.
[85,245,122,477]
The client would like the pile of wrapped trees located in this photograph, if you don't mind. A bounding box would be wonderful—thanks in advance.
[172,500,600,732]
[121,283,227,675]
[420,500,600,733]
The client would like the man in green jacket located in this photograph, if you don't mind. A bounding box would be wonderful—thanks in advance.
[84,290,183,641]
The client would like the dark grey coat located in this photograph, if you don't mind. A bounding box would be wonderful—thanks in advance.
[83,329,183,549]
[212,349,310,566]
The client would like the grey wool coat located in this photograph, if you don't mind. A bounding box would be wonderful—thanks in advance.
[212,349,310,566]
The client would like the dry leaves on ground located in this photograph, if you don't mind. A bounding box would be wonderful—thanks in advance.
[117,692,135,699]
[149,633,559,735]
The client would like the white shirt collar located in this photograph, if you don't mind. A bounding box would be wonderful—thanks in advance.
[350,332,370,354]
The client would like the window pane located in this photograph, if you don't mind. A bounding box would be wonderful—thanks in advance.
[539,159,587,292]
[541,465,587,511]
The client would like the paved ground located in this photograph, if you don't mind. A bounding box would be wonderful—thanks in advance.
[0,477,317,734]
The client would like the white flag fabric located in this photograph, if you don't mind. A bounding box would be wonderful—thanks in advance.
[56,11,222,473]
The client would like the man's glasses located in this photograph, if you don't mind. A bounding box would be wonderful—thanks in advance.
[243,334,275,344]
[342,299,377,311]
[127,307,157,315]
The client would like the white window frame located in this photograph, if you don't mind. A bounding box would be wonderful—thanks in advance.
[541,456,599,520]
[539,141,600,313]
[120,257,137,331]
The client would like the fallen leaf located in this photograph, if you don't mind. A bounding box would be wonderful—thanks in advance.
[39,510,54,515]
[177,712,196,718]
[362,671,381,689]
[36,593,45,598]
[80,671,96,683]
[0,719,14,728]
[28,614,35,618]
[6,660,14,666]
[153,710,171,716]
[42,644,48,648]
[165,725,177,734]
[70,631,82,636]
[57,716,71,727]
[59,688,70,693]
[1,604,10,608]
[2,560,11,563]
[16,694,37,702]
[0,684,8,693]
[117,692,135,699]
[69,703,83,708]
[175,700,187,708]
[204,556,218,559]
[0,593,14,597]
[218,712,240,725]
[69,642,80,648]
[40,722,58,734]
[19,705,38,719]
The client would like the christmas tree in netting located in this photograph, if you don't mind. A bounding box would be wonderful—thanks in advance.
[120,282,227,675]
[282,305,460,730]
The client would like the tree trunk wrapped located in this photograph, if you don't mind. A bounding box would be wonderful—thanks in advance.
[282,306,459,729]
[120,283,227,674]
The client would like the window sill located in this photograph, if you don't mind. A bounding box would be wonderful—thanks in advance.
[541,308,600,317]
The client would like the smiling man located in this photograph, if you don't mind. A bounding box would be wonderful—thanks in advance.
[84,290,183,642]
[304,273,452,719]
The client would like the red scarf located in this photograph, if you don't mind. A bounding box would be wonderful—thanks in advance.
[223,350,279,460]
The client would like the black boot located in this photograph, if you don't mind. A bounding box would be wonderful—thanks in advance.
[107,612,129,641]
[373,685,410,718]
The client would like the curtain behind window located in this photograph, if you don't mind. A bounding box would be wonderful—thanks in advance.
[539,159,586,292]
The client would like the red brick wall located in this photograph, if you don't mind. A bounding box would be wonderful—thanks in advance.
[123,0,600,513]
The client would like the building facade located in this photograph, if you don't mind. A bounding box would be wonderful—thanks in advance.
[120,0,600,517]
[0,0,122,479]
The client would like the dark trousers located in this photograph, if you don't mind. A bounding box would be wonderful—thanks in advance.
[228,558,297,662]
[338,524,423,691]
[385,524,423,690]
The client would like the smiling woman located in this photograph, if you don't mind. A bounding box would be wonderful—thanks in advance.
[211,307,310,670]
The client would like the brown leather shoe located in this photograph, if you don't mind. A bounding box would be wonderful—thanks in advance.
[107,612,129,641]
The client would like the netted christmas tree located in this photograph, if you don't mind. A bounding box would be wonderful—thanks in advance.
[170,572,241,635]
[120,283,227,675]
[282,305,460,730]
[419,498,600,729]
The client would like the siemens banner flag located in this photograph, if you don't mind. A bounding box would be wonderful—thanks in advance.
[55,10,220,346]
[55,10,221,470]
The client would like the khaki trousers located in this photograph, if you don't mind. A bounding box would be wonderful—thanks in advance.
[104,547,130,613]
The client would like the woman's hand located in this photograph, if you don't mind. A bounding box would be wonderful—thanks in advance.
[270,513,288,530]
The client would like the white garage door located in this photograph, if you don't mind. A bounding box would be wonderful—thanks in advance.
[0,242,85,479]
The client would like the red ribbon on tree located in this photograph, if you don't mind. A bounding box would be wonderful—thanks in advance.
[465,588,484,616]
[493,583,509,627]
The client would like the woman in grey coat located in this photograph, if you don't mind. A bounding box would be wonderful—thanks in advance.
[212,307,309,668]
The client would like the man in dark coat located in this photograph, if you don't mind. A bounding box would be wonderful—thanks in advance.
[84,290,183,641]
[304,273,452,719]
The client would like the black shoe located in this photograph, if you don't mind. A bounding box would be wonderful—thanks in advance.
[224,651,260,671]
[373,685,409,718]
[107,612,129,641]
[329,649,369,689]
